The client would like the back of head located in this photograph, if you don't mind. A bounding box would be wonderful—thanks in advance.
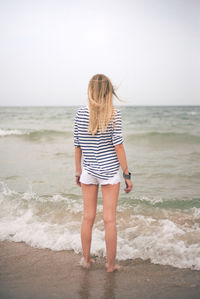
[88,74,121,135]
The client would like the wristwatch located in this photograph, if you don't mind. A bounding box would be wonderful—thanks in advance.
[123,172,131,179]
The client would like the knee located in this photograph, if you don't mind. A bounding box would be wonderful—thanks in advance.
[103,213,116,226]
[83,213,96,226]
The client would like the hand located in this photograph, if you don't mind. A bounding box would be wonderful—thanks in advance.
[75,171,82,187]
[75,175,81,187]
[124,179,133,193]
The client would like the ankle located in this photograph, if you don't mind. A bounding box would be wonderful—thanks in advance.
[84,258,90,264]
[107,263,115,269]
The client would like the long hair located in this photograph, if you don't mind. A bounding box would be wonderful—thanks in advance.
[88,74,123,135]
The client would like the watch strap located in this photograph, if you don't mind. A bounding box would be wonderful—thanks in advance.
[123,172,131,179]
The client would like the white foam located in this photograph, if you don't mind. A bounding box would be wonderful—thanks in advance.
[0,129,28,136]
[187,111,198,115]
[136,195,163,204]
[0,181,200,271]
[190,207,200,220]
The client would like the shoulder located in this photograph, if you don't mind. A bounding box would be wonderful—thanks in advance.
[76,105,88,113]
[113,106,121,114]
[75,105,89,117]
[113,107,122,119]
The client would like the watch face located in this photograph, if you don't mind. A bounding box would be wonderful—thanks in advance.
[123,173,131,179]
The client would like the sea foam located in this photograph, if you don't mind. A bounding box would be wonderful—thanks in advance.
[0,181,200,271]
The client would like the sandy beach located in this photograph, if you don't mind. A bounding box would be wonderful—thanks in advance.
[0,240,200,299]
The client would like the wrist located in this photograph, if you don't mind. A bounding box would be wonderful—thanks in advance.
[75,169,82,176]
[123,171,131,180]
[123,168,129,175]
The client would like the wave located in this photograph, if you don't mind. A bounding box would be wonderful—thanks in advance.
[0,181,200,271]
[0,128,71,140]
[119,195,200,209]
[187,111,199,115]
[2,128,200,144]
[0,128,26,136]
[126,131,200,143]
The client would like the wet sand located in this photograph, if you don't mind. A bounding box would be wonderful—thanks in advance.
[0,240,200,299]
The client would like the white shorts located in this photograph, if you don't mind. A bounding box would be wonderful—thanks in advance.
[80,168,121,185]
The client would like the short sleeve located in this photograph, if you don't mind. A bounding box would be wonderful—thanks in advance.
[112,110,124,146]
[74,112,80,147]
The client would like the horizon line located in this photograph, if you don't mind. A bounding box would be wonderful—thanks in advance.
[0,104,200,108]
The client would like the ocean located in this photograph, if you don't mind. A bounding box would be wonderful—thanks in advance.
[0,105,200,271]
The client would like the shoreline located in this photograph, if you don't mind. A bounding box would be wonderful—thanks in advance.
[0,240,200,299]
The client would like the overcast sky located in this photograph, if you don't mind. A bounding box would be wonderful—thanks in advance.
[0,0,199,106]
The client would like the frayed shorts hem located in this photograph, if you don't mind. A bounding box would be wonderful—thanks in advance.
[79,168,121,185]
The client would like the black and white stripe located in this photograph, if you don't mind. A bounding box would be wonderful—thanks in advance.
[74,105,123,180]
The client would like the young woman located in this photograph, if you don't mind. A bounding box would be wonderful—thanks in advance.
[74,74,133,272]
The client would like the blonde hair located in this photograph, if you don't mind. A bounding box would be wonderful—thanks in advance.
[88,74,123,135]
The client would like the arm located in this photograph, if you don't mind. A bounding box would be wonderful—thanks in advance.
[74,111,82,186]
[75,146,82,187]
[112,109,133,193]
[114,143,133,193]
[114,143,129,174]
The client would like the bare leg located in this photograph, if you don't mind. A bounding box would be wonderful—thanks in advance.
[81,183,99,268]
[101,183,121,272]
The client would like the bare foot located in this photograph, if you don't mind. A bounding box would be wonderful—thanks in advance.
[106,264,123,272]
[80,257,95,269]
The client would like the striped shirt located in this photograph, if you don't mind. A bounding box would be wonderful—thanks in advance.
[74,105,123,180]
